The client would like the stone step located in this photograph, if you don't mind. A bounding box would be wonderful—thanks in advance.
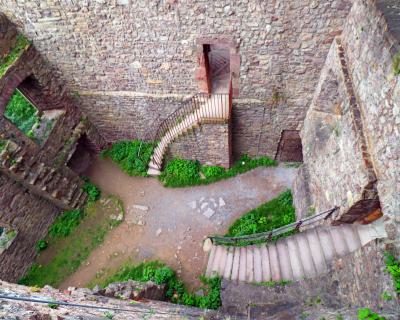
[305,228,327,274]
[147,167,161,176]
[223,247,234,280]
[276,239,293,280]
[329,227,349,256]
[268,243,281,281]
[218,246,228,276]
[341,224,361,252]
[205,245,217,277]
[296,232,317,278]
[245,246,254,283]
[211,246,225,276]
[260,245,271,282]
[238,247,247,283]
[286,236,304,280]
[316,227,336,262]
[253,246,263,283]
[231,247,241,283]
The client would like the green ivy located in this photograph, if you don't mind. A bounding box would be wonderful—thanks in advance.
[224,190,296,246]
[101,140,154,177]
[4,90,40,138]
[92,261,221,310]
[160,154,277,188]
[36,239,48,251]
[0,35,31,77]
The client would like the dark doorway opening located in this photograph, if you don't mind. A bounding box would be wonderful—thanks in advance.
[67,134,96,175]
[275,130,303,162]
[205,44,231,94]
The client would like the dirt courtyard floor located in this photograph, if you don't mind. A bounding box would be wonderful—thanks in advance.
[60,157,296,290]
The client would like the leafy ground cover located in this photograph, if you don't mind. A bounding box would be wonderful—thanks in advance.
[222,190,296,246]
[384,253,400,295]
[101,140,154,177]
[160,154,277,188]
[88,260,221,310]
[4,90,40,138]
[19,194,124,288]
[0,35,30,77]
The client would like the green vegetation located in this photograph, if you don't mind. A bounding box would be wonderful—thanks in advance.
[0,35,30,77]
[358,308,385,320]
[393,51,400,76]
[4,90,40,138]
[160,154,277,188]
[19,194,124,288]
[384,253,400,295]
[0,140,6,152]
[223,190,296,246]
[253,280,292,287]
[36,239,48,251]
[82,177,101,205]
[90,261,221,310]
[101,140,154,177]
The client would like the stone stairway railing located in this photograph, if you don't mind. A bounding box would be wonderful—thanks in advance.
[0,140,87,210]
[147,81,232,176]
[205,220,386,284]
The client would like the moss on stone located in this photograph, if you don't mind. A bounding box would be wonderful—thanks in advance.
[0,34,30,77]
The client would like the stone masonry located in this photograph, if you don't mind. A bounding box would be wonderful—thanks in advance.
[0,0,352,158]
[0,17,108,283]
[294,0,400,231]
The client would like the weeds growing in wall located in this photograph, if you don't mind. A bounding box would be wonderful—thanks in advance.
[393,51,400,76]
[384,253,400,295]
[159,154,277,188]
[101,140,154,177]
[223,190,296,246]
[0,34,30,77]
[89,261,221,310]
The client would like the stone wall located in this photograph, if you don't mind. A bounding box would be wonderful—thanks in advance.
[221,240,399,319]
[0,280,230,320]
[340,0,400,224]
[0,18,107,282]
[166,122,231,168]
[294,0,400,227]
[0,0,352,156]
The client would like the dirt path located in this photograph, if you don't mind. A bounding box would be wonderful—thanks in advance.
[60,157,296,290]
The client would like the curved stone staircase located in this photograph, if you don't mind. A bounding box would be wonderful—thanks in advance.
[147,93,231,176]
[205,221,386,283]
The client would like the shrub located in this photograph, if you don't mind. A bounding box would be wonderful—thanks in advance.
[93,261,221,310]
[224,190,296,245]
[358,308,385,320]
[81,178,101,204]
[48,209,84,238]
[159,158,201,187]
[0,35,31,77]
[4,90,40,137]
[160,154,277,188]
[384,253,400,295]
[36,239,48,251]
[101,140,154,177]
[0,140,6,152]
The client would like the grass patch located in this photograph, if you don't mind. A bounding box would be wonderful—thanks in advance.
[82,177,101,205]
[222,190,296,246]
[253,280,292,287]
[0,35,30,77]
[101,140,154,177]
[384,253,400,295]
[4,90,40,138]
[19,195,124,288]
[160,154,277,188]
[89,260,221,310]
[358,308,385,320]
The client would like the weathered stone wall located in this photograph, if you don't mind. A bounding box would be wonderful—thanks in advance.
[294,0,400,227]
[0,12,16,56]
[166,122,231,168]
[340,0,400,224]
[0,0,352,155]
[221,240,399,319]
[0,280,230,320]
[0,174,59,282]
[0,17,107,282]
